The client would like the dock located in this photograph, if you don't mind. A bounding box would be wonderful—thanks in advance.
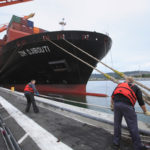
[0,88,150,150]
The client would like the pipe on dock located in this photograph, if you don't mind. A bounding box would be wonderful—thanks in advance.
[37,100,150,136]
[0,114,22,150]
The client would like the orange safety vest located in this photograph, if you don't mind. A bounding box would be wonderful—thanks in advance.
[112,82,137,106]
[24,83,34,93]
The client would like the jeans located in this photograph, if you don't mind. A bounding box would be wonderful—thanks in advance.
[24,92,39,113]
[113,102,143,150]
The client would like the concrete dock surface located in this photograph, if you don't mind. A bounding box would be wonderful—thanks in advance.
[0,88,149,150]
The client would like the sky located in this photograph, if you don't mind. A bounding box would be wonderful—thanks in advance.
[0,0,150,73]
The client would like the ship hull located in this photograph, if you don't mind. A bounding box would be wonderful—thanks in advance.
[0,31,112,95]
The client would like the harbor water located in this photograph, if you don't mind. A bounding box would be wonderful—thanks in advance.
[58,80,150,124]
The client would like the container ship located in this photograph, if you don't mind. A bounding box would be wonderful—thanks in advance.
[0,14,112,96]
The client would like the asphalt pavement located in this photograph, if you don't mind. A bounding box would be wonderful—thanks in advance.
[0,89,137,150]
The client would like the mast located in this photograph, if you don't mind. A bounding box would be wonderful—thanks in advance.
[59,18,66,30]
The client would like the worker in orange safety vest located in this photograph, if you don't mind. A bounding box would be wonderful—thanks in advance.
[24,79,39,113]
[111,77,150,150]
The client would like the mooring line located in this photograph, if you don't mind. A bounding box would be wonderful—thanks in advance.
[46,39,119,84]
[63,39,150,103]
[63,39,150,92]
[38,94,144,114]
[46,38,150,105]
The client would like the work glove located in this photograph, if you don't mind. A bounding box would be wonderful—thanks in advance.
[110,104,114,111]
[35,92,39,96]
[144,111,150,116]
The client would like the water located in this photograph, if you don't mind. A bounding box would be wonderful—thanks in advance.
[61,80,150,124]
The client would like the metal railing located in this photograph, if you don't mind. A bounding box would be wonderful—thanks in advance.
[0,114,22,150]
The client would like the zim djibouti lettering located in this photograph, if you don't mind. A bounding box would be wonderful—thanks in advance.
[18,46,50,57]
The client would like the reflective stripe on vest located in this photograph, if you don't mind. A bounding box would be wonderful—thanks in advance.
[112,83,137,106]
[24,84,34,93]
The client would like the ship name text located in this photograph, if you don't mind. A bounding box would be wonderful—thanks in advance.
[18,46,50,57]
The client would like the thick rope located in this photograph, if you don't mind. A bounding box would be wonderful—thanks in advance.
[46,39,150,105]
[38,94,144,114]
[46,39,119,84]
[63,39,150,92]
[63,39,150,102]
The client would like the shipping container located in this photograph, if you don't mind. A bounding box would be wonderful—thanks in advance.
[21,25,28,32]
[9,15,21,27]
[27,20,34,28]
[25,27,33,34]
[27,28,33,34]
[10,22,22,31]
[20,25,33,34]
[33,27,40,33]
[21,18,28,26]
[21,25,25,31]
[7,28,30,42]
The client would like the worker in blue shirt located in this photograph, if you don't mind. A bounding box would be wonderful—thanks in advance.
[111,77,150,150]
[24,80,39,113]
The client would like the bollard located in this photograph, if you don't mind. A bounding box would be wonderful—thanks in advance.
[11,87,15,92]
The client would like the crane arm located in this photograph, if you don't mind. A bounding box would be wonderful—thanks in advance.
[23,13,35,19]
[0,25,7,33]
[0,0,33,7]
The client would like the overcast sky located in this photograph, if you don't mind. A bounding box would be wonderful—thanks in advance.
[0,0,150,73]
